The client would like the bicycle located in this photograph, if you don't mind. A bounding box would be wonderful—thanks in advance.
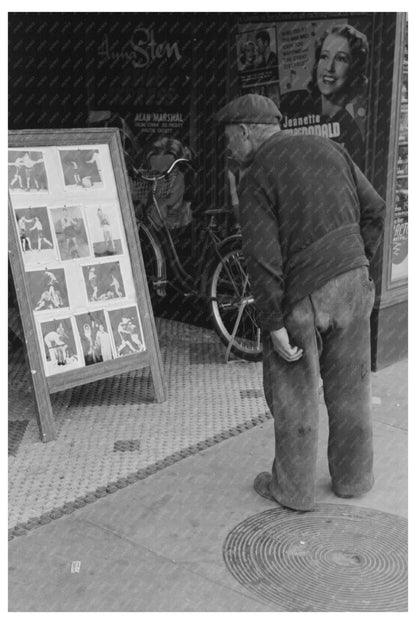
[132,158,262,362]
[87,110,262,361]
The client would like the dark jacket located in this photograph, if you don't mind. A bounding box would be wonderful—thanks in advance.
[320,108,365,172]
[238,131,386,331]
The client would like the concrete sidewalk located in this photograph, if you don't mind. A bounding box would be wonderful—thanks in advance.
[8,354,407,612]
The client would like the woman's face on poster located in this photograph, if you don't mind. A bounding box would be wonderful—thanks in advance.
[317,34,351,99]
[244,43,256,63]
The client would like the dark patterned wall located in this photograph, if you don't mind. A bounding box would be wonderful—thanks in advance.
[9,13,89,129]
[9,13,233,212]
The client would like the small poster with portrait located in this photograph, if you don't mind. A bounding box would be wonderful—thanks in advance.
[14,206,57,265]
[108,305,145,358]
[81,260,126,303]
[58,148,105,191]
[8,149,49,194]
[8,128,166,442]
[27,267,69,313]
[84,202,124,257]
[236,27,279,89]
[50,205,91,261]
[74,309,114,365]
[39,316,81,376]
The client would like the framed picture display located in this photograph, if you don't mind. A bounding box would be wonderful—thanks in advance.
[8,128,167,442]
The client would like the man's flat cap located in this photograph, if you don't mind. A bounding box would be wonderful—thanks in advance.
[216,94,282,125]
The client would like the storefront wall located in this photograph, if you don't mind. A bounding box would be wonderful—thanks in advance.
[366,13,408,369]
[225,12,408,370]
[8,12,407,369]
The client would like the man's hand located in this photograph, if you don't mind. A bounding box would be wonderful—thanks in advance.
[270,327,303,362]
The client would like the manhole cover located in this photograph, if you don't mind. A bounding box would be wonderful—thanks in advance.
[223,504,407,611]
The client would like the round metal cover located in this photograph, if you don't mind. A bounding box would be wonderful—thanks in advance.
[223,504,407,611]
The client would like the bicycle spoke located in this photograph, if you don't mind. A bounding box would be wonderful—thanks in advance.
[218,254,247,298]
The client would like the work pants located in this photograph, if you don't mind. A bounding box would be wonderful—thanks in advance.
[263,266,375,511]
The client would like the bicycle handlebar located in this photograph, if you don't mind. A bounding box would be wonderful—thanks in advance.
[136,158,191,181]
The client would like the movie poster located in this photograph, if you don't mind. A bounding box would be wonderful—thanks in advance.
[237,16,373,171]
[236,27,279,90]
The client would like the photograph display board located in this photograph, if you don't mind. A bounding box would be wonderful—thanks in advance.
[8,128,166,441]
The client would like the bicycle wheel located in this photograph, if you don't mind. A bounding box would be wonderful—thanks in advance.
[207,239,262,361]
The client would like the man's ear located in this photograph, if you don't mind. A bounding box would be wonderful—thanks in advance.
[239,124,249,138]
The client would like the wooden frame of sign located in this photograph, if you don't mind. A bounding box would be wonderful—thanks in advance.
[8,128,167,442]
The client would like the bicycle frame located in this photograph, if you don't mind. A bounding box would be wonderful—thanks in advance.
[138,208,236,301]
[136,157,262,362]
[87,116,262,362]
[137,222,167,297]
[137,159,233,300]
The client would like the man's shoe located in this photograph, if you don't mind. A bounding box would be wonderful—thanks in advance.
[254,472,313,511]
[253,472,275,501]
[334,491,354,499]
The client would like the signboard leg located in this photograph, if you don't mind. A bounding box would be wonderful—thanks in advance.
[150,361,167,403]
[27,363,57,442]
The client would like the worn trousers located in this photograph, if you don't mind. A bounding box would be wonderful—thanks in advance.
[263,266,375,511]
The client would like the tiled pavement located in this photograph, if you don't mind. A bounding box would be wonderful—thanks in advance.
[8,317,408,611]
[8,317,270,529]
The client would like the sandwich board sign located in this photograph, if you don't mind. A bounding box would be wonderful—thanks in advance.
[8,128,166,442]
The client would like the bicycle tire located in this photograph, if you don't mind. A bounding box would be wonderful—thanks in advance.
[207,238,263,361]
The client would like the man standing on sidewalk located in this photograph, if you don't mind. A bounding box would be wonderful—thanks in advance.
[216,94,385,511]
